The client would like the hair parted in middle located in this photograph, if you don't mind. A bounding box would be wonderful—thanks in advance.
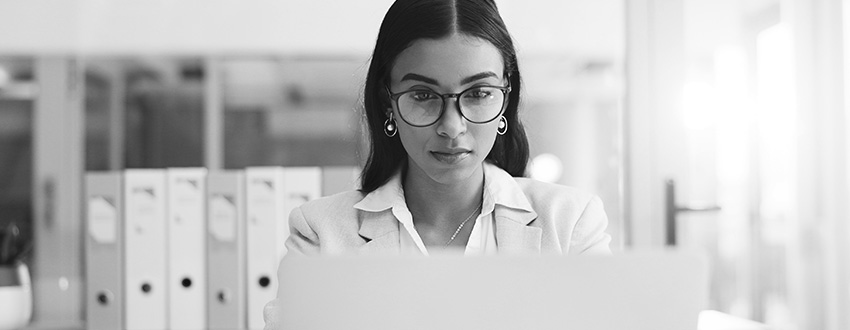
[360,0,529,193]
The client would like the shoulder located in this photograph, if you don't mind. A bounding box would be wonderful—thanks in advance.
[296,190,365,217]
[510,178,611,254]
[512,177,599,210]
[485,162,598,211]
[287,190,366,243]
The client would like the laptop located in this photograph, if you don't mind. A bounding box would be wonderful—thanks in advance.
[274,251,708,330]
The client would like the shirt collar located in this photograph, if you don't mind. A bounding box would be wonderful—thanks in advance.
[354,162,535,215]
[482,162,535,214]
[353,167,406,212]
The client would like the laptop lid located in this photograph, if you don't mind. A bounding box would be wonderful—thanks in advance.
[275,251,708,330]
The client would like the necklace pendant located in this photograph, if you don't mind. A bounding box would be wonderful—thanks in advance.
[443,204,482,248]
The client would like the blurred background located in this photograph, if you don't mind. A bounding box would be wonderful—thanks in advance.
[0,0,847,329]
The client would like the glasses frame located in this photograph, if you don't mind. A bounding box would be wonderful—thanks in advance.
[386,84,512,127]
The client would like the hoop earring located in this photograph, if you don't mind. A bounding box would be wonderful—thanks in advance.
[384,112,398,137]
[497,116,508,136]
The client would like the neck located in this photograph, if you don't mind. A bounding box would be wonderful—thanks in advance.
[403,164,485,228]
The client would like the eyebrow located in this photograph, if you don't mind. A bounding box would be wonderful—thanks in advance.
[461,71,499,85]
[400,71,500,86]
[400,73,439,85]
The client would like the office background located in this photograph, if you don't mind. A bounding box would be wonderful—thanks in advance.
[0,0,847,329]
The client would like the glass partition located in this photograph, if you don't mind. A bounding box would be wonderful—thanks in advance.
[220,57,368,169]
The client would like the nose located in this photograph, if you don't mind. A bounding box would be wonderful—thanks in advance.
[435,98,467,138]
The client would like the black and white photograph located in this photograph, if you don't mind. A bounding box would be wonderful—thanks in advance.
[0,0,846,329]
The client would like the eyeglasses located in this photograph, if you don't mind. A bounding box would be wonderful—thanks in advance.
[386,84,511,127]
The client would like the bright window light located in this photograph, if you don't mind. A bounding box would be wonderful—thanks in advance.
[683,81,718,130]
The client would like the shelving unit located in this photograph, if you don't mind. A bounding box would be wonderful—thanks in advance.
[0,82,38,101]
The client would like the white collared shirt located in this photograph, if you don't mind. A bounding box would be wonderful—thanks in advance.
[397,209,497,256]
[357,162,529,256]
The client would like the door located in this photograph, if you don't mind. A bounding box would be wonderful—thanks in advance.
[626,0,850,329]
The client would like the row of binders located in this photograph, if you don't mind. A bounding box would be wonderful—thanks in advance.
[85,166,360,330]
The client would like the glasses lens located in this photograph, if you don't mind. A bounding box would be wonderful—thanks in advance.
[459,87,505,123]
[397,90,443,126]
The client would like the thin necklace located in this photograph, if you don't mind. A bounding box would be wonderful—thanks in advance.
[443,203,482,248]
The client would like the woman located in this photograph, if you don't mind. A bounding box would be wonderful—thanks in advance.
[285,0,610,256]
[265,0,610,326]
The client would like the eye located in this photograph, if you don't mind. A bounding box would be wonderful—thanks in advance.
[410,90,439,101]
[465,88,494,99]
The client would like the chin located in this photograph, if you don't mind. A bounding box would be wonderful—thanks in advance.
[426,160,482,185]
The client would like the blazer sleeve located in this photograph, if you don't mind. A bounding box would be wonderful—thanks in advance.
[265,206,322,330]
[263,298,281,330]
[569,195,612,255]
[283,206,321,256]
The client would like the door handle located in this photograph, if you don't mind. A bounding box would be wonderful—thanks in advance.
[43,177,56,230]
[665,179,721,246]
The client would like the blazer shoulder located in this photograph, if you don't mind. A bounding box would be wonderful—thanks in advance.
[512,177,598,208]
[298,190,365,215]
[290,190,366,239]
[512,177,611,254]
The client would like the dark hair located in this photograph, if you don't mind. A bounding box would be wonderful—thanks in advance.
[360,0,529,193]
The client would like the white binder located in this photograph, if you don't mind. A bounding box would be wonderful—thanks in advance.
[123,169,168,330]
[245,167,285,330]
[85,172,124,330]
[207,171,247,330]
[321,166,361,196]
[167,168,208,330]
[245,167,321,330]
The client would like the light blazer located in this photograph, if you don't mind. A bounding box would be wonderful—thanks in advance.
[263,164,612,329]
[284,163,611,256]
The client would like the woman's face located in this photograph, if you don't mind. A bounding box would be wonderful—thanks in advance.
[388,33,506,186]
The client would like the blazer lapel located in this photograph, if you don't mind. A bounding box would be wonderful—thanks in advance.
[355,193,542,254]
[358,211,401,255]
[495,207,542,254]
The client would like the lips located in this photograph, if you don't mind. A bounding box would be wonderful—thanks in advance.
[430,149,471,164]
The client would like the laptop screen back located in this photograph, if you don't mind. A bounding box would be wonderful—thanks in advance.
[275,251,708,330]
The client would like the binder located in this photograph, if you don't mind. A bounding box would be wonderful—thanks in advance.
[321,166,361,196]
[85,172,124,330]
[123,169,168,330]
[245,167,321,330]
[207,171,247,330]
[167,168,208,330]
[245,167,285,330]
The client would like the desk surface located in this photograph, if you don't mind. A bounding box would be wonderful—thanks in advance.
[19,310,770,330]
